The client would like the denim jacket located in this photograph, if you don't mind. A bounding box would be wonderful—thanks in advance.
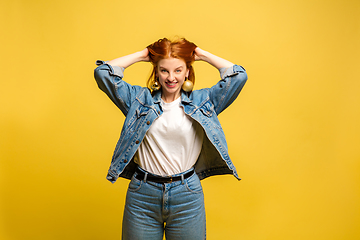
[94,60,247,183]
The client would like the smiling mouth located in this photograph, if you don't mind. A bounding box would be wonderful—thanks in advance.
[166,82,177,88]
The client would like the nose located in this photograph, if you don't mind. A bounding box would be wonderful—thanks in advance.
[168,73,176,81]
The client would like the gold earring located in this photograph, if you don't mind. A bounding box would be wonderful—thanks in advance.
[151,78,161,91]
[182,77,193,92]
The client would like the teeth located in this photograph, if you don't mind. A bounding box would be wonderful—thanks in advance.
[167,82,176,86]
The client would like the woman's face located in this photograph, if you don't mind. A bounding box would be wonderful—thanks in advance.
[157,57,189,101]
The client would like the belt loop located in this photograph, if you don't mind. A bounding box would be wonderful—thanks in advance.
[181,174,184,184]
[144,172,148,183]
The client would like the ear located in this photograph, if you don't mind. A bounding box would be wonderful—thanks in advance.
[186,68,190,78]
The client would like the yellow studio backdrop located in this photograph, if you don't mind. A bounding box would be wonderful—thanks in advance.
[1,0,359,239]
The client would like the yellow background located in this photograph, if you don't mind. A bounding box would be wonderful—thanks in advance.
[1,0,359,239]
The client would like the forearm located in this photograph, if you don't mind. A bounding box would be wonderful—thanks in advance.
[195,48,234,69]
[106,49,149,69]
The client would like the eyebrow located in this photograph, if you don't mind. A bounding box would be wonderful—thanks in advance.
[159,66,184,69]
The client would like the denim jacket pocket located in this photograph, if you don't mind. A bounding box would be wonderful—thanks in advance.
[135,107,151,119]
[127,107,151,133]
[199,101,214,117]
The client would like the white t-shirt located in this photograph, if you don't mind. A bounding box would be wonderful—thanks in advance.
[134,97,204,176]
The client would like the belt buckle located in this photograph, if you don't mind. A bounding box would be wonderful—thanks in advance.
[168,177,173,183]
[163,176,172,183]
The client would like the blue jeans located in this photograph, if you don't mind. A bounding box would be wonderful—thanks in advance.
[122,167,206,240]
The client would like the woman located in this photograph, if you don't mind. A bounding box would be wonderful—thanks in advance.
[94,37,247,240]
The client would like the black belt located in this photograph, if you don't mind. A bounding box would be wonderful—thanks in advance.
[135,168,195,183]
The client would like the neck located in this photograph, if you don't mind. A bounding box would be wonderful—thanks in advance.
[161,91,181,103]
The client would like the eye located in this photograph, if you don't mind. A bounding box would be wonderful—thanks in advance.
[161,69,168,73]
[175,69,182,73]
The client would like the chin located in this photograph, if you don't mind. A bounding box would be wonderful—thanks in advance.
[163,88,181,95]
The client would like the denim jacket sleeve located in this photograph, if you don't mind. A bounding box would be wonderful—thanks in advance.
[209,65,247,115]
[93,60,143,116]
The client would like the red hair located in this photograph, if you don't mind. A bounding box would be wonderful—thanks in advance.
[146,37,197,91]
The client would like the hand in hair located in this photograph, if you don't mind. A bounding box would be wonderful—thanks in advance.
[139,48,150,62]
[106,48,150,68]
[194,47,206,61]
[194,47,234,69]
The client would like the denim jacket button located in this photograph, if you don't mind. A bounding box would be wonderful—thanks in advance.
[146,121,150,125]
[123,159,128,163]
[135,140,139,144]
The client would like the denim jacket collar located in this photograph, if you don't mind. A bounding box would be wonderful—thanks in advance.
[153,91,162,104]
[152,90,193,104]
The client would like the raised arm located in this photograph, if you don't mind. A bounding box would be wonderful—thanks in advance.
[194,47,247,114]
[94,49,150,116]
[106,48,150,68]
[194,47,234,69]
